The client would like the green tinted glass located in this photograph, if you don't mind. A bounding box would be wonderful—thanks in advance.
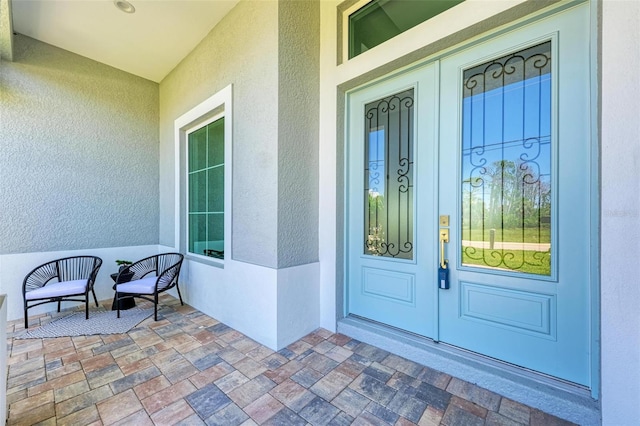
[349,0,464,59]
[187,117,225,258]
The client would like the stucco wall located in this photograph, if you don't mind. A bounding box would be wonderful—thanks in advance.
[277,0,320,268]
[159,0,279,267]
[0,0,14,61]
[0,35,159,254]
[600,0,640,423]
[158,0,320,350]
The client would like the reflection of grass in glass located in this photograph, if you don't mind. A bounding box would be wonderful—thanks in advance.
[462,225,550,243]
[462,248,551,276]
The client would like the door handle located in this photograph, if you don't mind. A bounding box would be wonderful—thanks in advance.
[439,228,449,269]
[439,228,450,289]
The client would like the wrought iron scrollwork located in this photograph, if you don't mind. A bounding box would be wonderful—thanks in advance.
[364,89,414,259]
[461,42,552,275]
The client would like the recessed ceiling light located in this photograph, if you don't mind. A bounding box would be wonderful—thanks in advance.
[114,0,135,14]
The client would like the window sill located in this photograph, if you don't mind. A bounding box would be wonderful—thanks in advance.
[186,253,224,269]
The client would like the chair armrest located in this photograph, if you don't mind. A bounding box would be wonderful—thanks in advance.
[156,259,183,292]
[86,259,102,290]
[126,255,159,280]
[23,260,59,293]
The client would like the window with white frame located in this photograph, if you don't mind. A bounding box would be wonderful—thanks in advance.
[175,85,232,264]
[187,117,225,259]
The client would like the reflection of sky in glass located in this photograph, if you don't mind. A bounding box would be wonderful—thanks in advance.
[460,50,553,274]
[368,129,385,196]
[462,74,551,195]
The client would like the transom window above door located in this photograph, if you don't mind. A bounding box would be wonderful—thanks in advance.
[345,0,464,60]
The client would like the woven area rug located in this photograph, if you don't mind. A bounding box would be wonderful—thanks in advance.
[16,308,154,339]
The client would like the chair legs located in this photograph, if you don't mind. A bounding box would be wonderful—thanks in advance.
[154,293,159,321]
[23,298,91,328]
[114,293,172,322]
[176,283,184,306]
[91,288,99,307]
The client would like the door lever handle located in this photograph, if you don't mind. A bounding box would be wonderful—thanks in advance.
[439,228,450,289]
[439,228,449,269]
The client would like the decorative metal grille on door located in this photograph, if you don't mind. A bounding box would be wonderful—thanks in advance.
[364,89,415,260]
[461,42,552,275]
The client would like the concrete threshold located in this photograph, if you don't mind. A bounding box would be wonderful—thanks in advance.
[338,316,600,426]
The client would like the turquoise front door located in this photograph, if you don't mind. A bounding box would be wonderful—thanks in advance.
[346,4,592,386]
[347,63,439,338]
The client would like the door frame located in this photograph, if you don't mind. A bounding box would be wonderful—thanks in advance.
[340,0,600,398]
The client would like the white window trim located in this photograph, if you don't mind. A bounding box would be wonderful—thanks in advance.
[174,84,232,266]
[341,0,372,64]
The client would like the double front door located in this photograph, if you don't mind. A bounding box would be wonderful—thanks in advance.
[346,5,592,387]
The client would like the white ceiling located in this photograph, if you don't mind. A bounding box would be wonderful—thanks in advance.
[11,0,240,83]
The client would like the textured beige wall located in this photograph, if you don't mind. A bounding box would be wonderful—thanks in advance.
[0,35,159,254]
[159,0,320,269]
[0,0,14,61]
[159,1,281,267]
[277,0,319,268]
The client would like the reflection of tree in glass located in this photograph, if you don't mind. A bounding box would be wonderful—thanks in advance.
[462,159,551,275]
[366,192,386,255]
[366,225,385,256]
[463,159,550,238]
[484,160,550,230]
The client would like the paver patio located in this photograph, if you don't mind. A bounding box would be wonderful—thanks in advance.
[5,295,575,425]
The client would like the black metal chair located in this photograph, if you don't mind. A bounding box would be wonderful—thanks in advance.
[22,256,103,329]
[114,253,184,321]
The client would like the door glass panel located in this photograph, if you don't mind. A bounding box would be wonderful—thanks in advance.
[461,42,552,275]
[364,89,414,259]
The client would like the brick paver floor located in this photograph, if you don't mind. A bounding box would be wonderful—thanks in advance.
[5,295,575,425]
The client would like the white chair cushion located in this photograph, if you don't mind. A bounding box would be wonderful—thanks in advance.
[116,276,157,295]
[25,279,88,300]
